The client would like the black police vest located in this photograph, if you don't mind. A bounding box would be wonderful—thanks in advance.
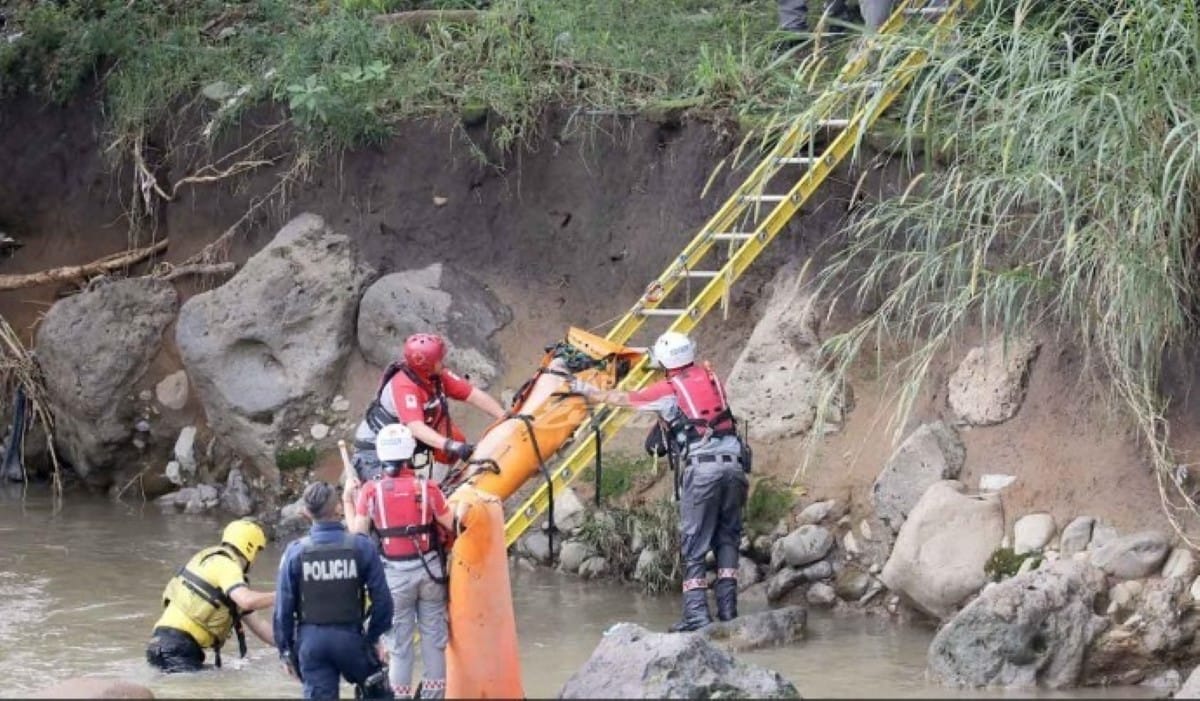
[297,533,364,626]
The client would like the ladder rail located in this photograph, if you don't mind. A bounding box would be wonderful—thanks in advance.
[503,0,975,548]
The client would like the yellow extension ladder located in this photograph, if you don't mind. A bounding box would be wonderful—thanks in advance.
[504,0,975,547]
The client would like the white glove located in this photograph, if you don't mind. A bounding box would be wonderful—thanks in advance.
[569,377,601,397]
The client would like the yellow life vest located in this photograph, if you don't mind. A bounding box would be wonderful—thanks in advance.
[158,546,244,653]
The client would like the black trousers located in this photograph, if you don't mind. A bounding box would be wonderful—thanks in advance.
[146,626,205,673]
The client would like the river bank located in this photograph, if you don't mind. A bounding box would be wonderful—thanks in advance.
[0,487,1165,699]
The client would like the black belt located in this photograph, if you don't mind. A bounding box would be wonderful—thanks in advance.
[382,550,434,562]
[354,440,376,452]
[691,454,740,465]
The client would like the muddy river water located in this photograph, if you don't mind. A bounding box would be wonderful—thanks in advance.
[0,486,1157,699]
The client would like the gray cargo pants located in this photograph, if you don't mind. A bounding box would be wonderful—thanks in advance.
[385,560,448,699]
[778,0,895,32]
[677,454,748,628]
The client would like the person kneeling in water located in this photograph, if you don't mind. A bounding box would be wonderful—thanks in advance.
[147,519,276,673]
[348,424,457,699]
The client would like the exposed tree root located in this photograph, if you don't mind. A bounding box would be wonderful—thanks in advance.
[0,239,168,292]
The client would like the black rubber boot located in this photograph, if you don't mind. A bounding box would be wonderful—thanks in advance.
[714,577,738,622]
[669,589,713,632]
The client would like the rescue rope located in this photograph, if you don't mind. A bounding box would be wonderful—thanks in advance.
[513,413,555,563]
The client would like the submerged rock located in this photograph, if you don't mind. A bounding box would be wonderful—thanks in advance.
[700,606,807,652]
[560,622,800,698]
[928,561,1108,689]
[33,677,154,698]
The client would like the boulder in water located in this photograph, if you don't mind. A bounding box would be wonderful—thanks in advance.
[700,606,807,652]
[33,677,154,698]
[559,622,800,698]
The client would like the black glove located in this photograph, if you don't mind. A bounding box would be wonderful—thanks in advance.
[444,439,475,461]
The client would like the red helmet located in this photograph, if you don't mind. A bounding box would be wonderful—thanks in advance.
[403,333,447,376]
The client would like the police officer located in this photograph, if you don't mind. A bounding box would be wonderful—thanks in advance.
[574,331,749,632]
[352,333,506,482]
[147,519,276,672]
[349,424,456,699]
[275,482,394,699]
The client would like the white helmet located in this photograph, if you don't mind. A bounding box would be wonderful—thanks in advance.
[376,424,417,463]
[651,332,696,370]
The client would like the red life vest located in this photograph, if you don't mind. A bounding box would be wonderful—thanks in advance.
[668,363,736,435]
[371,474,438,561]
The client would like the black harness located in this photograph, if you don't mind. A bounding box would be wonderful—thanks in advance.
[174,549,247,669]
[362,363,452,457]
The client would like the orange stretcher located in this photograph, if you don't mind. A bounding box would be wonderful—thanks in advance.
[443,328,643,698]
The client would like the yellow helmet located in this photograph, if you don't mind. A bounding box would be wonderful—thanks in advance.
[221,519,267,565]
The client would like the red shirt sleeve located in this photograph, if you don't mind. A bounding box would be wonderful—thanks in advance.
[355,481,376,518]
[625,380,676,411]
[389,376,427,424]
[439,370,475,402]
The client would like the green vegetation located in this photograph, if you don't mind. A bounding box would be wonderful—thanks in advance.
[0,0,823,156]
[580,452,657,503]
[275,446,317,471]
[743,477,795,538]
[984,547,1041,582]
[576,499,682,594]
[798,0,1200,537]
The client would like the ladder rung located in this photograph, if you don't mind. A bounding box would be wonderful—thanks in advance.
[741,195,788,203]
[678,270,721,278]
[777,157,817,166]
[819,119,850,128]
[712,233,755,241]
[639,308,686,317]
[905,6,946,15]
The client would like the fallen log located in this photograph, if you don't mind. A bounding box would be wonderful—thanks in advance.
[0,239,168,292]
[373,9,483,27]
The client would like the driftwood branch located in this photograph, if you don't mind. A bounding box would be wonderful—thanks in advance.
[373,9,483,27]
[156,262,237,281]
[0,239,168,291]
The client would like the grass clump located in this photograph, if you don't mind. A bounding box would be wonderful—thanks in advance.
[580,452,655,503]
[576,498,681,594]
[276,446,317,472]
[791,0,1200,542]
[744,477,795,538]
[984,547,1041,583]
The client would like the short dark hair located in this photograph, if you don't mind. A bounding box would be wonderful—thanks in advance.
[302,481,338,520]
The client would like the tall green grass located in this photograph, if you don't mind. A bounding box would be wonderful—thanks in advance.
[0,0,797,154]
[791,0,1200,540]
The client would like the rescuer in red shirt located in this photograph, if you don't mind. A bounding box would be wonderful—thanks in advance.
[352,333,506,482]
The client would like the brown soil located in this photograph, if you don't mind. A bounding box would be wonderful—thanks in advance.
[0,93,1188,540]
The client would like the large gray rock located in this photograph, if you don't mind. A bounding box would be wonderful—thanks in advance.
[356,263,511,388]
[738,556,762,591]
[1083,577,1200,687]
[947,335,1040,426]
[559,622,800,698]
[542,486,586,534]
[558,540,596,575]
[871,421,966,532]
[176,214,372,480]
[928,561,1108,689]
[780,525,834,567]
[1178,666,1200,699]
[520,531,562,565]
[36,278,177,482]
[700,607,806,652]
[726,263,832,441]
[1013,513,1056,555]
[881,481,1004,620]
[33,677,154,698]
[1090,531,1170,580]
[220,467,255,517]
[1059,516,1095,557]
[766,567,806,604]
[1163,547,1197,580]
